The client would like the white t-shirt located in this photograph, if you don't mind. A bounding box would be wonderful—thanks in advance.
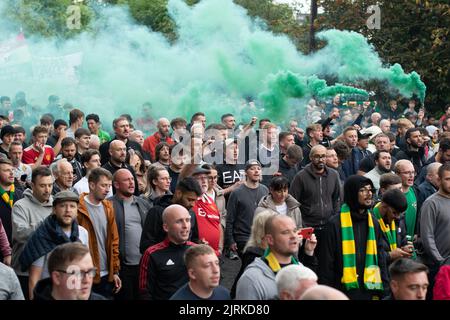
[74,176,113,197]
[275,203,288,215]
[32,226,89,279]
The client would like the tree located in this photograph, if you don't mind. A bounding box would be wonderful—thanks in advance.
[317,0,450,114]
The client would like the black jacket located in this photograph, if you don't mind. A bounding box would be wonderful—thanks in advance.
[139,194,198,253]
[289,164,341,227]
[139,239,194,300]
[102,161,140,196]
[99,136,145,165]
[33,278,106,300]
[319,209,390,300]
[278,157,299,184]
[416,180,437,214]
[395,146,426,176]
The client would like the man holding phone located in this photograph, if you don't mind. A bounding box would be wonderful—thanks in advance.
[22,126,55,169]
[236,215,317,300]
[9,141,32,189]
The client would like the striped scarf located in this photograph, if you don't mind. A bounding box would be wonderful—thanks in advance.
[263,248,298,273]
[0,184,14,208]
[340,203,383,291]
[372,203,397,252]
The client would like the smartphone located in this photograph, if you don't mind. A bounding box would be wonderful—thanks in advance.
[298,227,314,240]
[20,174,27,182]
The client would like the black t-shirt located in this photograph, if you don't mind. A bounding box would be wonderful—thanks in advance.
[216,163,245,190]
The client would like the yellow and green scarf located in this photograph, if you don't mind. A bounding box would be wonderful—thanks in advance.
[263,248,298,273]
[0,184,14,208]
[372,203,397,252]
[340,203,383,291]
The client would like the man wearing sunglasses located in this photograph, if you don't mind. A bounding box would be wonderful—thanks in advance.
[33,242,105,300]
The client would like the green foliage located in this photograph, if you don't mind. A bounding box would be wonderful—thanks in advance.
[317,0,450,113]
[4,0,93,39]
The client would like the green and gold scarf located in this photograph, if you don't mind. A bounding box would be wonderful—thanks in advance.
[372,203,397,252]
[263,247,298,273]
[0,184,14,208]
[340,203,383,291]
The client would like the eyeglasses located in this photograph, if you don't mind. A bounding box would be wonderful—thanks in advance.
[399,171,415,176]
[312,155,326,160]
[209,176,218,181]
[56,267,97,279]
[359,187,375,194]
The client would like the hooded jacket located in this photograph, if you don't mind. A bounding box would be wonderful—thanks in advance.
[33,278,106,300]
[11,188,53,276]
[319,176,389,300]
[235,257,278,300]
[19,214,82,272]
[289,164,341,227]
[77,193,120,284]
[255,194,303,228]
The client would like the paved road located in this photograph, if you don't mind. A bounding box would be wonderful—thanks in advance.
[220,255,241,291]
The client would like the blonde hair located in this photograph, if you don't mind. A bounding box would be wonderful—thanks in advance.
[244,210,276,252]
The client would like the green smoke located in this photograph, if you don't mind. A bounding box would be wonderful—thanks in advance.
[0,0,427,130]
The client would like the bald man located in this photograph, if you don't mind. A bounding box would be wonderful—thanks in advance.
[108,169,150,300]
[394,160,419,240]
[290,144,341,255]
[102,140,140,196]
[143,117,174,162]
[139,204,195,300]
[300,285,349,300]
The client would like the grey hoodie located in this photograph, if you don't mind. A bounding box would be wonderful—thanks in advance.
[11,188,53,276]
[255,194,303,228]
[235,257,277,300]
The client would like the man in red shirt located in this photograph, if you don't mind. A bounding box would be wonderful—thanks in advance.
[142,118,174,162]
[22,126,55,168]
[191,166,222,256]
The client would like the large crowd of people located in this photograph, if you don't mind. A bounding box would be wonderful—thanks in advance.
[0,91,450,301]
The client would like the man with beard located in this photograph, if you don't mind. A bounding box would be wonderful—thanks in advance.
[76,168,121,299]
[364,151,393,193]
[18,191,89,299]
[395,128,426,175]
[225,160,268,258]
[11,166,54,299]
[301,123,323,167]
[102,140,140,196]
[108,169,150,300]
[320,175,389,300]
[142,118,174,162]
[358,133,397,175]
[290,145,341,256]
[59,137,83,185]
[415,138,450,186]
[100,116,144,165]
[235,215,317,300]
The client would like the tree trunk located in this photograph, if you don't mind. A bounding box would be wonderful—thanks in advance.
[309,0,317,53]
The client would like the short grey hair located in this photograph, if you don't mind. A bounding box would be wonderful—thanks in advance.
[275,264,318,295]
[50,159,69,179]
